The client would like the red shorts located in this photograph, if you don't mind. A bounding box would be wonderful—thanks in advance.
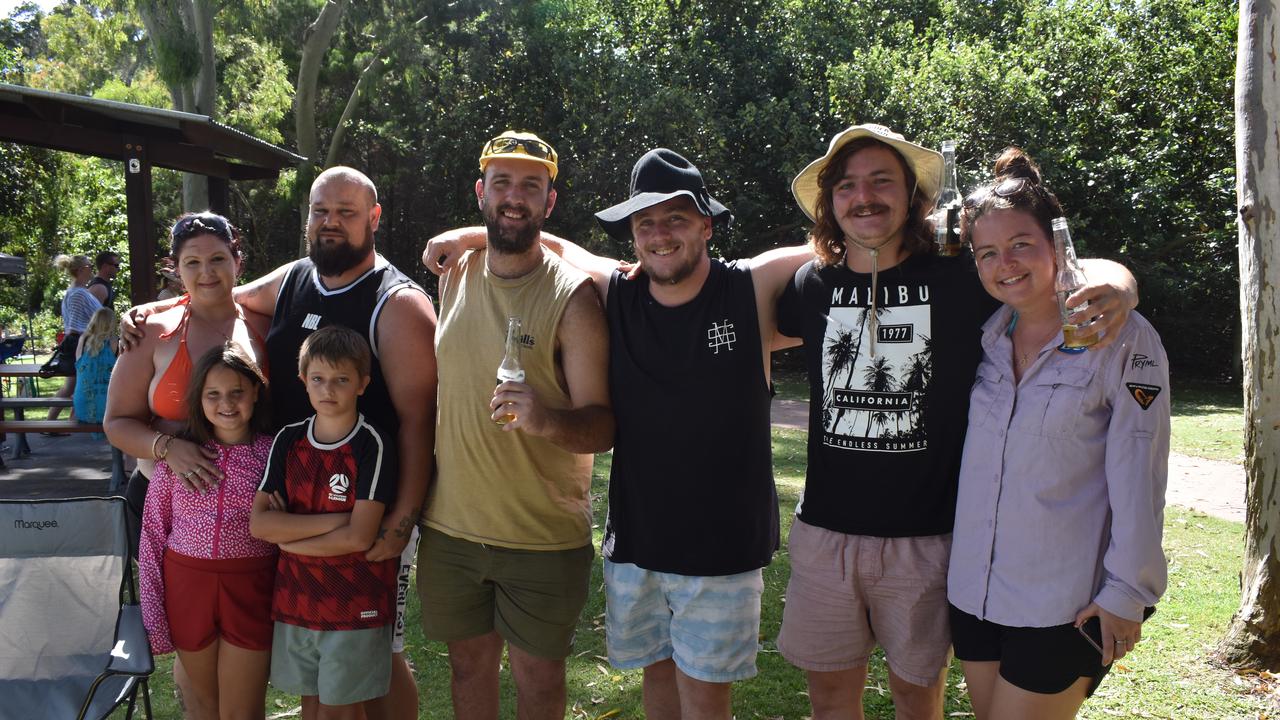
[164,549,276,652]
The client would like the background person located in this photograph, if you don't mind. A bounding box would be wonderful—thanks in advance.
[46,253,102,425]
[947,147,1168,720]
[88,250,121,308]
[72,306,116,437]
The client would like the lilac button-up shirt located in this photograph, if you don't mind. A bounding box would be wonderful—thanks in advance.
[947,306,1169,626]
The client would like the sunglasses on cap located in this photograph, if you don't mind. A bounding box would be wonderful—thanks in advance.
[170,212,233,241]
[482,135,558,164]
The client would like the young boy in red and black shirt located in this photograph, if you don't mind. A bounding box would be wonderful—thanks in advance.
[250,325,398,718]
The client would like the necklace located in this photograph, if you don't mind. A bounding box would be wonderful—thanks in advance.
[192,308,239,343]
[1012,319,1059,368]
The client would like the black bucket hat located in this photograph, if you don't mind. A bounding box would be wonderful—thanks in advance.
[595,148,733,241]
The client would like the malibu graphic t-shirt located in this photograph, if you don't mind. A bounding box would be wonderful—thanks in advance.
[777,253,999,537]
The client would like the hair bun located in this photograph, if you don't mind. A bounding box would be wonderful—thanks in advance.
[992,146,1043,185]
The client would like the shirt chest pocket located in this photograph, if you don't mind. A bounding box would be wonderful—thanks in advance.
[1014,366,1096,438]
[968,367,1007,430]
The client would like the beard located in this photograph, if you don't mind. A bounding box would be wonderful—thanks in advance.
[309,221,375,275]
[482,199,544,254]
[644,253,700,286]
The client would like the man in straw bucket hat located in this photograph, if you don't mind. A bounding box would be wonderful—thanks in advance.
[774,123,1140,719]
[420,130,614,720]
[423,146,812,717]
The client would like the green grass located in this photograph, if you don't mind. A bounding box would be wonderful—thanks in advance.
[1169,382,1244,463]
[124,430,1270,719]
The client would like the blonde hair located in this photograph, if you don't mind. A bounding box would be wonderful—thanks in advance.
[81,308,115,356]
[54,254,92,277]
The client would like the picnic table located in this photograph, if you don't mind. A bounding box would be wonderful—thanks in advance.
[0,362,125,490]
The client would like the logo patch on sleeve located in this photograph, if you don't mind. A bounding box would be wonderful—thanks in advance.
[1126,383,1162,410]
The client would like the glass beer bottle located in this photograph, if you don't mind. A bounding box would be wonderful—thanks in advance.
[931,140,963,256]
[1052,217,1097,351]
[495,316,525,424]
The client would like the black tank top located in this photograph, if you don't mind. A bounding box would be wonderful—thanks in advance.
[88,277,115,307]
[266,256,423,433]
[602,259,779,576]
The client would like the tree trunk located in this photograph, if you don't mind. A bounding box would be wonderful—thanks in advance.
[1220,0,1280,669]
[181,0,216,211]
[294,0,347,256]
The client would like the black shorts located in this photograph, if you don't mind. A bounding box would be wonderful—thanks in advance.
[949,604,1110,696]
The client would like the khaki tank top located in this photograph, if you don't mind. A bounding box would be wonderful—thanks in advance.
[426,248,594,550]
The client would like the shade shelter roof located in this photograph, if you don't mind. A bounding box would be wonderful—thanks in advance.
[0,254,25,276]
[0,82,304,303]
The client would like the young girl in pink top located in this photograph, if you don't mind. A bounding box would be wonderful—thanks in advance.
[139,342,277,719]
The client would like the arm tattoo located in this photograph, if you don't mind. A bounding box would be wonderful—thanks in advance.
[393,507,419,539]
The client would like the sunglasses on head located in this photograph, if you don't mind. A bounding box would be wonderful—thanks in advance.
[171,213,233,241]
[483,136,557,163]
[963,176,1046,210]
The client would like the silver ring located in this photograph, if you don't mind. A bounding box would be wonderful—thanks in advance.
[182,471,193,479]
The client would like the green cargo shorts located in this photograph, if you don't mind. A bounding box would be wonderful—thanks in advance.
[416,527,594,658]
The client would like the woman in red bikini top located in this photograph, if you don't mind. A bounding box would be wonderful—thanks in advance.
[105,212,270,501]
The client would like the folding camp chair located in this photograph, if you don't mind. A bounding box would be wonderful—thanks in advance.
[0,496,152,720]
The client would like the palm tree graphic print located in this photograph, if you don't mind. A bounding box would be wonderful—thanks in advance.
[820,302,932,452]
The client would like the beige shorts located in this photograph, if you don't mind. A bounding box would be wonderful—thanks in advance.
[777,519,952,686]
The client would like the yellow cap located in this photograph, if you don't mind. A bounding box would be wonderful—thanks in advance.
[479,131,559,181]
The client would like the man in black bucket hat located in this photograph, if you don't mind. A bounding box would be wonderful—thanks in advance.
[424,147,812,718]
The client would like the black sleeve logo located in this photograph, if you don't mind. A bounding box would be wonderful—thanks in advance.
[1126,383,1162,410]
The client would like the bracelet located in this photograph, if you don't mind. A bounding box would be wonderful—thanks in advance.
[149,432,166,460]
[155,434,174,461]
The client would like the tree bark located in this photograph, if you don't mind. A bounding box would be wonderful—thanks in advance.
[1221,0,1280,669]
[294,0,347,256]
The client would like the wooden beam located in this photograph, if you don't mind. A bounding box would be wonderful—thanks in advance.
[123,137,157,306]
[208,176,228,215]
[0,115,282,181]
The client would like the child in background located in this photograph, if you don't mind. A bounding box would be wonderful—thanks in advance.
[250,326,399,720]
[138,342,278,719]
[73,307,116,438]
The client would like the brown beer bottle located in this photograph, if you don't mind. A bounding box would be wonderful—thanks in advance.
[495,316,525,424]
[932,140,963,256]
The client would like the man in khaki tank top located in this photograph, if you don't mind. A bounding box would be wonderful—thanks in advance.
[419,131,614,720]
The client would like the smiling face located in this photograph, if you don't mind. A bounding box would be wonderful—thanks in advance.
[200,364,259,444]
[307,176,380,276]
[176,234,239,304]
[970,208,1058,313]
[301,357,369,421]
[477,157,556,254]
[830,144,911,254]
[630,196,712,287]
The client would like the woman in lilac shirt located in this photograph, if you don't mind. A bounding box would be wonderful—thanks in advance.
[946,148,1169,720]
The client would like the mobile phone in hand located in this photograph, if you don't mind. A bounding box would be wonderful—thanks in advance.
[1078,605,1157,655]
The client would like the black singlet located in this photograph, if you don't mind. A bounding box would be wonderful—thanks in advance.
[602,259,779,576]
[266,255,424,433]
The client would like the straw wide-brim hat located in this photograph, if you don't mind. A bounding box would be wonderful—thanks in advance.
[791,124,944,222]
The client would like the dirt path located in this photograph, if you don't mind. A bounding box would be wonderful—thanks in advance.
[771,398,1245,523]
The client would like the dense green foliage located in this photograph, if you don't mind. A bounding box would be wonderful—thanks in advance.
[0,0,1238,379]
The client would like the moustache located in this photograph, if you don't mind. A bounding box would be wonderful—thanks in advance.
[846,204,889,218]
